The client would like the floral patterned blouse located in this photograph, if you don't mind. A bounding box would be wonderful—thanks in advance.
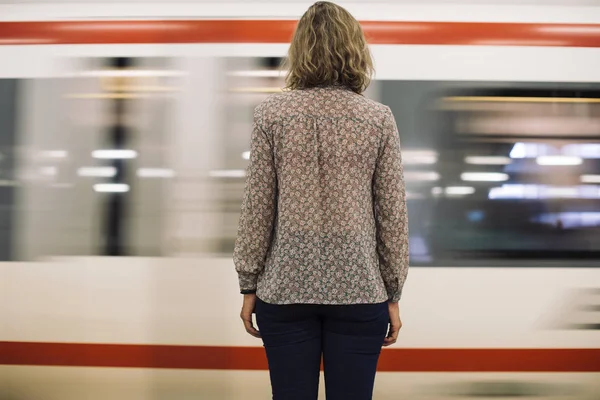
[233,86,408,304]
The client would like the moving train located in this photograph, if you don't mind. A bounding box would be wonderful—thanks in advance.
[1,2,599,399]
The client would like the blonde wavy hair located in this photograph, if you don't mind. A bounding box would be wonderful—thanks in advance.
[284,1,373,94]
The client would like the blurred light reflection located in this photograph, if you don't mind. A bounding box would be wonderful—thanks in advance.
[489,184,600,199]
[537,155,583,166]
[93,183,130,193]
[465,156,511,165]
[461,172,509,182]
[444,186,476,196]
[78,167,117,178]
[92,150,138,159]
[581,174,600,183]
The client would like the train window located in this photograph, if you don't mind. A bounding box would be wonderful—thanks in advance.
[0,79,18,261]
[381,81,600,266]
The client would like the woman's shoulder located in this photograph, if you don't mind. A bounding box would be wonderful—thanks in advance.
[356,95,390,116]
[252,92,289,125]
[253,90,311,124]
[254,91,289,114]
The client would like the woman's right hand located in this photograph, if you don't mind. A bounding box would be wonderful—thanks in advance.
[383,301,402,347]
[240,293,261,338]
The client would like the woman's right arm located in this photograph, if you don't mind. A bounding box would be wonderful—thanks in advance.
[233,106,278,296]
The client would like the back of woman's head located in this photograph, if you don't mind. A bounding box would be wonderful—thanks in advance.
[285,1,373,94]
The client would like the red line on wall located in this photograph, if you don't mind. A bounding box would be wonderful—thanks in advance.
[1,342,600,372]
[0,20,599,47]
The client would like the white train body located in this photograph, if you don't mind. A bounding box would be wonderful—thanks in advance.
[1,1,599,399]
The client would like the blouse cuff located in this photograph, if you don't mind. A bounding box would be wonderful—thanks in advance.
[238,272,259,294]
[389,289,402,303]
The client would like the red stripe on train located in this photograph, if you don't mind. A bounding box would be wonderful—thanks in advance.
[1,342,599,372]
[0,20,599,47]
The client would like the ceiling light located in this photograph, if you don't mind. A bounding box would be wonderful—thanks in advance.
[465,156,511,165]
[92,150,138,159]
[489,185,529,200]
[78,167,117,177]
[93,183,130,193]
[445,186,475,196]
[489,184,599,199]
[536,156,583,166]
[461,172,509,182]
[581,175,600,183]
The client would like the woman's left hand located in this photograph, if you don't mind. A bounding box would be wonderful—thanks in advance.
[240,293,261,338]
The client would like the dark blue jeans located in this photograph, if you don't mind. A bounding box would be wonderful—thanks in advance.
[255,297,389,400]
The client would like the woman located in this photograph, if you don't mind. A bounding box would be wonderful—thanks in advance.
[233,2,409,399]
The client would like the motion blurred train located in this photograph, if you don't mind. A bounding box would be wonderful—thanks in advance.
[1,1,599,399]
